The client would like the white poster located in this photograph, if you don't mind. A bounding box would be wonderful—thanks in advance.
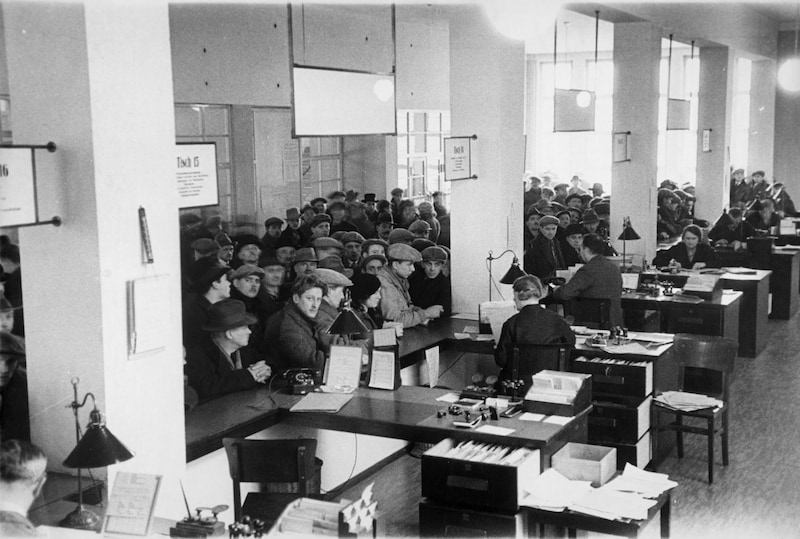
[175,143,219,209]
[0,147,37,227]
[444,137,475,181]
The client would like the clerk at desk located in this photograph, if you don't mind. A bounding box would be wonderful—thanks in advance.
[552,233,623,327]
[653,224,721,271]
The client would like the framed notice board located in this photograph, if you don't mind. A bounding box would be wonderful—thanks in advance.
[0,147,40,227]
[444,136,477,181]
[175,142,219,209]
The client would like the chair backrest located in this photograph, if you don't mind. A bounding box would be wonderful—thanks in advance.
[563,297,611,330]
[509,343,573,394]
[672,333,737,401]
[222,437,317,518]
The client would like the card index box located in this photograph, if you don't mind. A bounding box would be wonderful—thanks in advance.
[419,498,528,539]
[522,370,592,417]
[571,356,654,398]
[421,438,540,512]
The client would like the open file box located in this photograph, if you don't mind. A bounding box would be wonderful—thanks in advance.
[523,370,592,416]
[421,438,540,512]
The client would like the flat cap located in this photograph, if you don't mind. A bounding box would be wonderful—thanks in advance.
[258,253,283,268]
[594,202,610,216]
[310,214,332,227]
[539,215,560,227]
[310,197,327,206]
[361,238,389,253]
[390,187,404,196]
[421,246,448,262]
[565,224,584,237]
[230,264,265,280]
[314,268,353,287]
[411,238,435,253]
[329,190,346,199]
[215,232,234,247]
[387,243,422,263]
[408,220,431,234]
[553,182,570,190]
[360,254,387,269]
[341,231,365,245]
[191,238,220,256]
[388,228,415,245]
[565,193,582,205]
[317,256,354,278]
[0,330,26,357]
[312,237,345,251]
[286,207,301,219]
[294,248,318,263]
[264,216,284,228]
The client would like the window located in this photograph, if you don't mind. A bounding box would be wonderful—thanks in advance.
[175,104,232,218]
[396,110,450,203]
[657,47,699,186]
[300,137,343,202]
[0,96,11,145]
[730,58,752,172]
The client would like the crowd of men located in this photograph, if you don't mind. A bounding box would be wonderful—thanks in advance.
[180,189,452,403]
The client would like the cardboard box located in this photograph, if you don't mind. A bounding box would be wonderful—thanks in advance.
[523,370,592,416]
[419,498,528,539]
[421,438,540,512]
[551,442,616,487]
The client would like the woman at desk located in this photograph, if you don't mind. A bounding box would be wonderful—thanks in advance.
[653,224,721,270]
[494,275,575,385]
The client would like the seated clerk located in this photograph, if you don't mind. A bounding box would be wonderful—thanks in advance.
[0,332,29,442]
[653,224,721,271]
[552,233,624,328]
[656,190,683,240]
[746,197,781,233]
[262,273,327,372]
[494,275,575,383]
[311,268,354,355]
[708,208,755,250]
[182,258,231,347]
[184,299,272,403]
[0,439,49,538]
[523,215,566,280]
[409,246,452,317]
[560,224,584,267]
[377,243,443,328]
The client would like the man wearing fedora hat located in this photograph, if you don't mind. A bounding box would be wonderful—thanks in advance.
[377,244,443,328]
[182,258,231,347]
[280,207,304,247]
[185,299,272,402]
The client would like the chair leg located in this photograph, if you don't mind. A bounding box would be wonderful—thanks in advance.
[675,415,684,459]
[707,418,714,484]
[721,410,730,467]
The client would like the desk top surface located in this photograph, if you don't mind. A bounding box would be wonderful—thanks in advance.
[621,289,742,307]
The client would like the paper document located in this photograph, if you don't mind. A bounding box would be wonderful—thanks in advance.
[604,464,677,498]
[479,301,516,343]
[569,489,657,521]
[324,345,362,390]
[368,350,396,390]
[543,415,572,425]
[289,392,353,413]
[519,412,546,422]
[521,469,593,512]
[475,425,514,436]
[424,346,440,388]
[372,328,397,348]
[655,391,722,411]
[436,392,461,403]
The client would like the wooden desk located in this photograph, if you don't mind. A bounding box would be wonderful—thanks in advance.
[398,317,486,369]
[621,291,741,342]
[526,490,671,538]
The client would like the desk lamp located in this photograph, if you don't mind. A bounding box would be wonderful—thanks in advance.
[617,217,641,273]
[329,289,369,337]
[486,250,526,300]
[61,377,134,530]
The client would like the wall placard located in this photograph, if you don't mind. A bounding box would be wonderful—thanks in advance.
[0,147,37,227]
[444,136,477,181]
[175,142,219,209]
[613,132,631,163]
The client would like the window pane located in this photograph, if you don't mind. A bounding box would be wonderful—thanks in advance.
[409,158,425,176]
[427,134,440,153]
[442,112,451,132]
[320,159,341,183]
[397,135,408,155]
[426,112,440,132]
[595,96,613,132]
[411,176,425,197]
[203,106,229,134]
[207,137,229,163]
[175,106,202,136]
[397,112,408,133]
[411,134,426,153]
[410,112,425,132]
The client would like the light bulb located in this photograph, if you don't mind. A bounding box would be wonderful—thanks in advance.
[373,79,394,102]
[778,57,800,92]
[576,91,592,108]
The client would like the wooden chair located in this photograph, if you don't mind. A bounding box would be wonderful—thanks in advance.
[563,297,611,330]
[501,343,573,398]
[653,333,737,483]
[222,438,322,526]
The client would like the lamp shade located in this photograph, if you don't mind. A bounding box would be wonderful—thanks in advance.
[500,260,527,284]
[618,218,641,241]
[328,309,369,336]
[63,411,134,469]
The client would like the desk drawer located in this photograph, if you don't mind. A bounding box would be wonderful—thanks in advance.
[666,307,723,335]
[588,395,652,444]
[419,498,527,539]
[591,433,652,470]
[571,357,653,398]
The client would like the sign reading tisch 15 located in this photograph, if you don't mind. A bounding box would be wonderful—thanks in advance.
[175,142,219,209]
[444,136,476,182]
[0,148,37,227]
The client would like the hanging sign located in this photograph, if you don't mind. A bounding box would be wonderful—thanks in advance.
[444,135,477,181]
[175,142,219,209]
[0,147,38,227]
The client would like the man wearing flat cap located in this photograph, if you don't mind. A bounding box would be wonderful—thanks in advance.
[408,220,431,239]
[389,187,404,223]
[388,228,415,246]
[524,215,567,280]
[311,237,345,263]
[341,231,365,272]
[310,197,327,214]
[258,255,289,320]
[560,224,584,267]
[312,268,358,355]
[183,258,231,347]
[230,264,272,348]
[0,331,29,441]
[409,246,452,317]
[290,248,318,282]
[260,216,284,257]
[377,244,443,328]
[553,183,569,206]
[306,214,332,246]
[185,299,272,402]
[361,238,388,258]
[191,238,220,262]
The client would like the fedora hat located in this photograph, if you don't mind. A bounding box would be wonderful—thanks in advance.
[202,299,257,332]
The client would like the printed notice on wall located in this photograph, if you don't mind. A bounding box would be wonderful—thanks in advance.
[175,143,219,209]
[444,137,475,181]
[0,148,37,227]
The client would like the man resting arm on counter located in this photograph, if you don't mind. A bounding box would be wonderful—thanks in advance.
[377,243,443,328]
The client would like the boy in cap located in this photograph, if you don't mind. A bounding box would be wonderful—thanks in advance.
[523,215,566,280]
[182,258,231,347]
[409,246,451,316]
[312,269,357,355]
[361,238,388,258]
[377,244,443,328]
[360,254,386,276]
[261,217,284,255]
[184,299,272,402]
[307,214,332,244]
[561,224,584,266]
[341,231,365,271]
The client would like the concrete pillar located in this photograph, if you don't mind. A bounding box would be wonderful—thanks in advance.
[774,30,800,190]
[448,5,525,312]
[3,0,186,516]
[611,22,661,265]
[748,59,776,178]
[695,46,734,220]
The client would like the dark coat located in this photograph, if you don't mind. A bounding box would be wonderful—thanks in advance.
[523,235,565,280]
[184,339,259,402]
[560,240,583,267]
[653,242,721,270]
[494,305,575,382]
[746,211,781,231]
[553,254,624,328]
[262,301,326,372]
[182,292,212,347]
[408,271,452,316]
[0,367,29,442]
[708,221,756,244]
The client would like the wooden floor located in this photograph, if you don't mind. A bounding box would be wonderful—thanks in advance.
[336,311,800,538]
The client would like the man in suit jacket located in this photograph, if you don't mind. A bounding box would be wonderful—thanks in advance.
[0,440,48,537]
[553,233,623,328]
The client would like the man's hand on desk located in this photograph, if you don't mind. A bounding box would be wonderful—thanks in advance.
[424,305,444,319]
[247,361,271,383]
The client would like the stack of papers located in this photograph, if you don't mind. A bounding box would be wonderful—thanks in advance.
[521,469,592,512]
[655,390,722,411]
[604,464,678,499]
[289,392,353,413]
[569,490,657,521]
